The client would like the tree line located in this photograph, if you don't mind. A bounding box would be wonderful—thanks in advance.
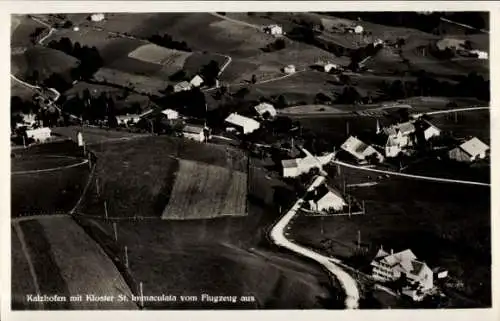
[148,34,192,52]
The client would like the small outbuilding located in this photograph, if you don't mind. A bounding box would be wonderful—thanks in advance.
[224,113,260,134]
[284,64,296,74]
[448,137,489,163]
[189,75,204,88]
[89,13,105,22]
[264,24,283,36]
[174,81,192,93]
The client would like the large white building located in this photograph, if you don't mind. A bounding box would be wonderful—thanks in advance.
[281,153,334,177]
[371,248,434,301]
[26,127,51,143]
[448,137,489,162]
[307,184,346,212]
[224,113,260,134]
[254,102,277,118]
[340,136,385,164]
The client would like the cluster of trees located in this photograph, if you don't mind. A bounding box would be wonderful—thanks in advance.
[381,70,489,102]
[261,39,286,53]
[47,37,104,81]
[29,27,46,45]
[199,60,220,87]
[63,89,118,127]
[148,34,191,52]
[348,43,384,71]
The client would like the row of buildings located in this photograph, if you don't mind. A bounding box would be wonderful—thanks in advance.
[338,117,489,164]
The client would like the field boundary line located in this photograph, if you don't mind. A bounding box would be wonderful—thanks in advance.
[12,159,89,175]
[209,12,262,30]
[13,221,43,308]
[12,213,69,223]
[69,158,97,215]
[332,159,490,187]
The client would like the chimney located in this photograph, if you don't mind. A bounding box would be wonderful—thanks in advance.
[390,249,394,255]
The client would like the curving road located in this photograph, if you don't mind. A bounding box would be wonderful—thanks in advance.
[270,176,360,309]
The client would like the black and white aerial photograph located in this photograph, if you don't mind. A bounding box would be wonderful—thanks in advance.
[9,6,493,312]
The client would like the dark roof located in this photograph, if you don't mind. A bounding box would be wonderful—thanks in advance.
[307,184,330,202]
[183,124,204,134]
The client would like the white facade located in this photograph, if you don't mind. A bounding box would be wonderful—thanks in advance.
[424,124,441,141]
[324,63,337,73]
[174,81,191,92]
[90,13,105,22]
[371,248,434,299]
[161,109,179,120]
[26,127,51,143]
[254,102,277,117]
[281,153,333,177]
[190,75,204,88]
[284,65,296,74]
[224,113,260,134]
[77,132,84,147]
[341,136,385,163]
[354,25,364,34]
[116,114,141,126]
[183,125,206,142]
[309,190,346,212]
[265,24,283,35]
[470,50,488,60]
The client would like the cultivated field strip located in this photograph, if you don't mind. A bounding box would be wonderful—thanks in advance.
[15,216,138,309]
[162,160,247,220]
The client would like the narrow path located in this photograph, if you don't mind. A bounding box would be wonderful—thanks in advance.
[440,17,489,34]
[424,106,489,116]
[332,159,490,187]
[11,159,89,175]
[270,176,360,309]
[209,12,262,30]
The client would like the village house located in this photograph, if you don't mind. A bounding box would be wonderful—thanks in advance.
[315,60,338,73]
[174,81,192,93]
[90,13,105,22]
[421,120,441,141]
[161,108,179,120]
[224,113,260,134]
[340,136,385,164]
[381,121,416,157]
[189,75,204,88]
[371,248,434,301]
[283,64,296,74]
[306,184,346,212]
[264,24,283,36]
[281,153,334,177]
[182,124,209,142]
[254,102,277,118]
[469,49,488,60]
[26,127,51,143]
[116,114,141,127]
[448,136,489,162]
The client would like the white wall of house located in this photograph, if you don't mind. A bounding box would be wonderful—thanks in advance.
[316,192,346,211]
[26,127,51,142]
[424,126,441,141]
[283,166,300,177]
[184,131,204,142]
